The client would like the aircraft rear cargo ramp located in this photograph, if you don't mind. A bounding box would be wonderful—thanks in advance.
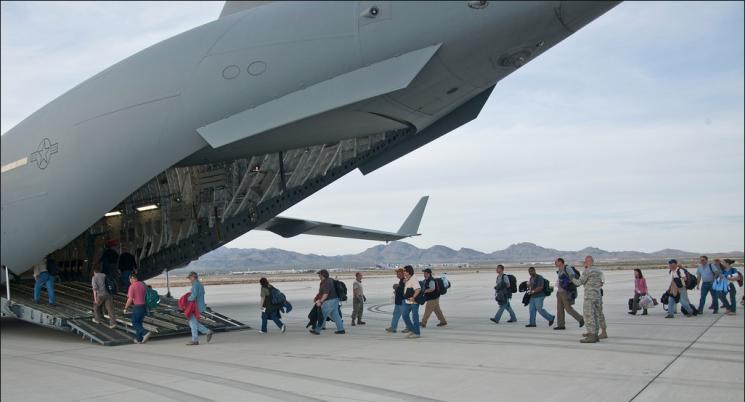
[1,281,249,346]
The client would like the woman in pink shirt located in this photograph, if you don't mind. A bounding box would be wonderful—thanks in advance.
[630,269,649,315]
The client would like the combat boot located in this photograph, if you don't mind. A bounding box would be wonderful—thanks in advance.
[599,329,608,339]
[580,334,599,343]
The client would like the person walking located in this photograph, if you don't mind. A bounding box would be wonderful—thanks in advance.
[696,255,719,315]
[259,277,286,334]
[629,268,649,315]
[351,272,366,326]
[401,265,422,338]
[309,269,345,335]
[665,259,694,318]
[491,264,517,324]
[571,256,605,343]
[554,258,584,329]
[123,274,152,344]
[525,267,555,328]
[33,257,56,306]
[717,259,741,316]
[420,268,447,328]
[91,265,117,328]
[386,268,405,333]
[185,271,213,345]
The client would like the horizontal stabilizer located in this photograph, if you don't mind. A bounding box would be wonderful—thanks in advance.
[197,44,441,149]
[257,196,429,242]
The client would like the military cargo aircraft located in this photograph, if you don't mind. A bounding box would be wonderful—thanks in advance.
[1,1,619,283]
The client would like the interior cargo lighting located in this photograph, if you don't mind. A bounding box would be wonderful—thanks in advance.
[136,204,159,212]
[104,211,122,217]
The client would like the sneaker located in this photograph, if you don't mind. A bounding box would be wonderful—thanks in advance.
[186,341,199,346]
[553,326,566,330]
[108,323,117,329]
[334,330,346,334]
[141,332,153,344]
[402,328,410,333]
[507,319,517,323]
[206,331,213,343]
[490,318,499,324]
[281,325,287,334]
[525,324,536,327]
[309,329,320,335]
[133,339,142,344]
[92,318,100,324]
[436,322,447,327]
[406,333,420,339]
[358,321,366,325]
[548,318,555,327]
[385,327,396,333]
[351,322,356,326]
[259,330,267,334]
[628,312,637,315]
[665,314,674,319]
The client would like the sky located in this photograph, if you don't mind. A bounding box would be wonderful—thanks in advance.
[2,1,743,255]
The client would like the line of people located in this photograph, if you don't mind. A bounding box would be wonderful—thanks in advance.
[661,256,741,318]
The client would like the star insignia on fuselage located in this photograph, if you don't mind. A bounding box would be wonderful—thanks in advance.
[29,138,59,170]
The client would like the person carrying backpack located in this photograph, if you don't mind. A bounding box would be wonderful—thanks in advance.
[665,259,695,318]
[309,269,345,335]
[554,258,584,330]
[695,255,720,314]
[526,267,555,328]
[717,259,741,316]
[259,277,287,334]
[420,268,447,328]
[91,264,117,328]
[491,264,517,324]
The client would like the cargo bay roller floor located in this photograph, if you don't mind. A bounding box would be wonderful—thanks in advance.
[1,281,249,346]
[2,269,743,401]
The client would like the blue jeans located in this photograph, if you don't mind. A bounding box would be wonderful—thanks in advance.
[698,281,718,313]
[528,295,554,325]
[719,284,737,313]
[668,290,693,315]
[494,300,517,322]
[401,302,420,335]
[315,298,343,332]
[188,315,210,342]
[33,271,56,304]
[390,304,402,330]
[131,305,147,341]
[120,270,132,288]
[261,310,284,332]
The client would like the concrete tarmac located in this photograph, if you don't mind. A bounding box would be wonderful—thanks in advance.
[2,269,743,401]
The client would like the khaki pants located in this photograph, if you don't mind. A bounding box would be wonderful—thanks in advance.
[421,298,446,325]
[93,293,116,326]
[556,291,583,327]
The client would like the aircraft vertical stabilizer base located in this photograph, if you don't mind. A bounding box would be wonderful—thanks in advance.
[1,1,620,285]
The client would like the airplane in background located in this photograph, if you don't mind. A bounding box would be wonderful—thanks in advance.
[1,1,619,282]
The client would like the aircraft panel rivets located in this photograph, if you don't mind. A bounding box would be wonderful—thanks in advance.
[248,61,267,76]
[222,65,240,79]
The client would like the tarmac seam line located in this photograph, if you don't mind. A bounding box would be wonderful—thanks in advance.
[628,313,725,402]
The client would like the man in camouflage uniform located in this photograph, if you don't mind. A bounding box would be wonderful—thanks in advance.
[572,256,605,343]
[351,272,366,326]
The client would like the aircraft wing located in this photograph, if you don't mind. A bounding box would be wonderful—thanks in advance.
[256,196,429,241]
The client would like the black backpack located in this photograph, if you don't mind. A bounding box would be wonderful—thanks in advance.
[734,269,744,287]
[269,287,287,305]
[681,268,697,290]
[568,266,581,279]
[333,279,348,302]
[542,277,553,296]
[507,274,517,293]
[46,258,59,276]
[104,275,118,296]
[435,278,447,295]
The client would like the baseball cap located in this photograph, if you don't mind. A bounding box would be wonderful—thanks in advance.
[667,259,677,265]
[422,268,433,273]
[724,258,735,265]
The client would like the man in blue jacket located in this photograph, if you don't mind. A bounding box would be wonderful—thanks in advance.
[186,271,213,345]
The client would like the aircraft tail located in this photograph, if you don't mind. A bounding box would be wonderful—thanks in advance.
[397,196,429,236]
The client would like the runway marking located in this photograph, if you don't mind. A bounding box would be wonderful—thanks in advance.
[23,354,212,402]
[628,312,726,401]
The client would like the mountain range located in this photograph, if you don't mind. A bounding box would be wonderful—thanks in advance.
[183,241,744,272]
